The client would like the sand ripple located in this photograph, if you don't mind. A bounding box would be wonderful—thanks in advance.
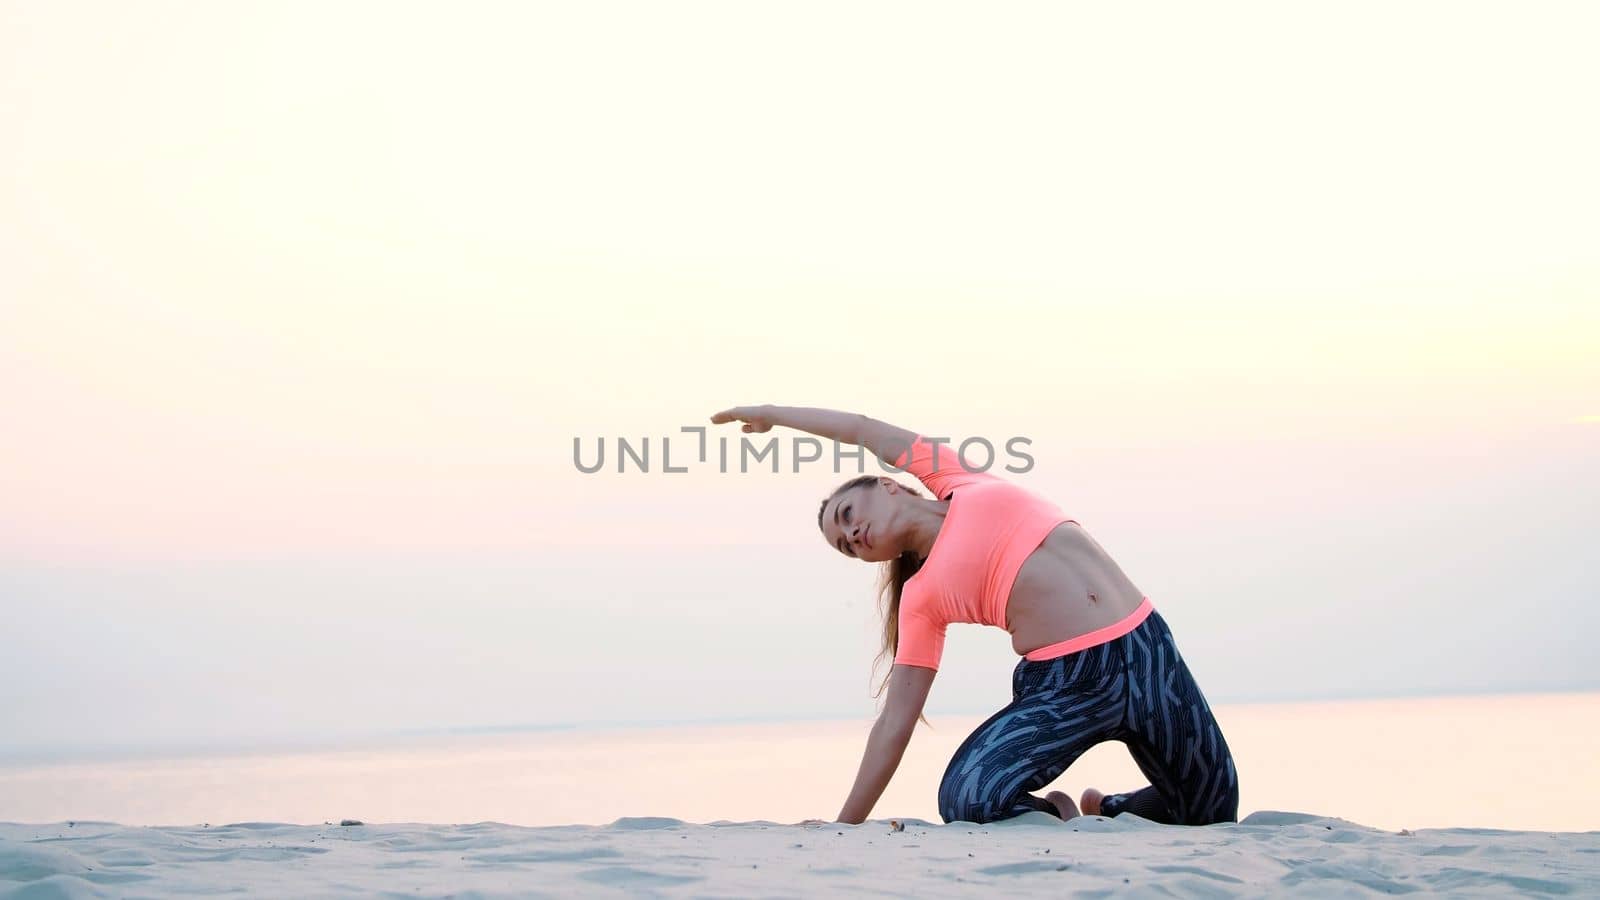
[3,813,1595,898]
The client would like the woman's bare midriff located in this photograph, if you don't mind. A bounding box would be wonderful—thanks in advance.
[1003,521,1146,656]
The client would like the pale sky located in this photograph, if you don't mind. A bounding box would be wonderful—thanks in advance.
[2,0,1597,756]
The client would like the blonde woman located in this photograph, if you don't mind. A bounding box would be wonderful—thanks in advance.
[710,405,1239,826]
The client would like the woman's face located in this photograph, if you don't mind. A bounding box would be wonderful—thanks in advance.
[819,478,903,563]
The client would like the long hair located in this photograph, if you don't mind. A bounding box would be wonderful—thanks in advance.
[819,475,933,728]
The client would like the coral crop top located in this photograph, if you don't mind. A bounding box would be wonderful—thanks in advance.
[889,436,1078,671]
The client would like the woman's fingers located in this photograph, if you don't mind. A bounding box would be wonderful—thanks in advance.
[711,406,766,427]
[712,406,775,433]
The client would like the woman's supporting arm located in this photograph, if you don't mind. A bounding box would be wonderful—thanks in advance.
[710,405,916,464]
[835,714,915,824]
[834,663,936,824]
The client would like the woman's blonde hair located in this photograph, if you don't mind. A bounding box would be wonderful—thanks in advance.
[818,476,933,728]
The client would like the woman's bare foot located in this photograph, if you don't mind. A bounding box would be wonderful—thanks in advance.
[1080,787,1105,816]
[1045,790,1080,821]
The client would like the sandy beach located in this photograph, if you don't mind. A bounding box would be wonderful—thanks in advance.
[4,693,1598,896]
[4,811,1596,898]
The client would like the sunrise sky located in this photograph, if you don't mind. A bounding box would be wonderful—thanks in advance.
[2,0,1596,755]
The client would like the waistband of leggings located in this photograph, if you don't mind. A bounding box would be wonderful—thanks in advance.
[1020,596,1155,662]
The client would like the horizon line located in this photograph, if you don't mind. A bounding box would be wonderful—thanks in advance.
[2,683,1594,769]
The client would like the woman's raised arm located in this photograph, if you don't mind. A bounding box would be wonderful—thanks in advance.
[710,405,916,465]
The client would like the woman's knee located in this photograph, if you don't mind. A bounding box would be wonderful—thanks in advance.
[1174,773,1240,825]
[937,769,994,824]
[1204,779,1240,825]
[938,795,998,825]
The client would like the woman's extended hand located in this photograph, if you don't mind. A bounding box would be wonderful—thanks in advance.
[710,405,776,433]
[792,818,831,827]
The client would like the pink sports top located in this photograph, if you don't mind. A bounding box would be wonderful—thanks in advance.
[889,435,1152,671]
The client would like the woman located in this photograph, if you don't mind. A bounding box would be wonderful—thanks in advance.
[710,404,1239,826]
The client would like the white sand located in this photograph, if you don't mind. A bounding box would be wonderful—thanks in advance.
[3,811,1594,899]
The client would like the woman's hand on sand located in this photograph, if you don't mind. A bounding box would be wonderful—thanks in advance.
[793,818,830,827]
[710,405,776,433]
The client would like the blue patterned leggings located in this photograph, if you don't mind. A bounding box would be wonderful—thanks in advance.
[937,608,1239,825]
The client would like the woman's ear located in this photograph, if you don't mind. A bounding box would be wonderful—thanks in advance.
[878,476,897,493]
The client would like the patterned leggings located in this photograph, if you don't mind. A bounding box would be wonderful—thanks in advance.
[937,608,1239,825]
